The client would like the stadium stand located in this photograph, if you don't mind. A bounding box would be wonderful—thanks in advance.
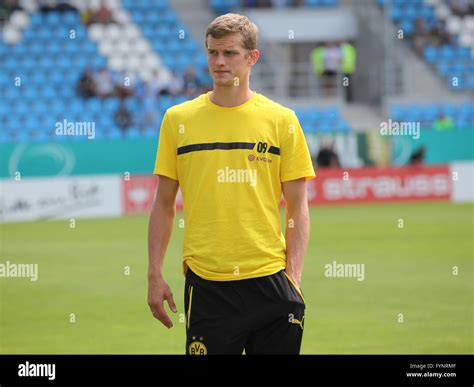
[209,0,340,15]
[378,0,474,91]
[0,0,351,144]
[390,101,474,129]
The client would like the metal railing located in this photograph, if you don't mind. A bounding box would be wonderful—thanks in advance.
[252,61,344,99]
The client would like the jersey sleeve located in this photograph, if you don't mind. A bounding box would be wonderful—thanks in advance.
[153,111,179,180]
[279,112,316,182]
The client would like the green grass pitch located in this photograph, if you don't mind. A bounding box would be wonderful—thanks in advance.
[0,202,472,354]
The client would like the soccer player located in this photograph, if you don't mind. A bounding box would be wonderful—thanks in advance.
[147,13,315,354]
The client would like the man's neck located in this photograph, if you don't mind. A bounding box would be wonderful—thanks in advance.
[209,85,254,108]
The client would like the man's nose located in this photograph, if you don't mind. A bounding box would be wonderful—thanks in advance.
[216,54,226,66]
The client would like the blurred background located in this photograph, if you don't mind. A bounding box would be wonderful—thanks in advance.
[0,0,472,354]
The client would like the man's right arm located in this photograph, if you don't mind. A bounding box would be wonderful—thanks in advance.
[147,175,179,328]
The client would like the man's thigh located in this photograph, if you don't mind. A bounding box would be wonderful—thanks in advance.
[244,270,306,355]
[184,269,248,355]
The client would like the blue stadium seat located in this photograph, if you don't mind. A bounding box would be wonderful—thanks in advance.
[423,104,439,121]
[337,121,350,132]
[13,131,31,143]
[307,109,321,123]
[125,127,142,139]
[457,46,471,60]
[400,20,414,36]
[439,45,455,61]
[63,11,80,24]
[209,0,240,14]
[322,106,339,120]
[106,129,123,140]
[321,0,339,5]
[389,7,402,22]
[5,117,22,132]
[467,75,474,89]
[424,45,438,63]
[317,122,332,133]
[437,62,451,77]
[103,99,120,112]
[0,131,11,144]
[30,13,42,25]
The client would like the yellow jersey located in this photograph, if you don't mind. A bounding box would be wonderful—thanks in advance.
[154,91,315,281]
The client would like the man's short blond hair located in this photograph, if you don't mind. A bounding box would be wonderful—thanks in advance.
[205,13,258,51]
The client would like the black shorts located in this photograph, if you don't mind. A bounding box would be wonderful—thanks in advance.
[184,268,305,355]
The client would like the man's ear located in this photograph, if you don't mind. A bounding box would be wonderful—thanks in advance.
[249,49,260,66]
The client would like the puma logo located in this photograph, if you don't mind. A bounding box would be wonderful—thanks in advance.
[289,314,304,330]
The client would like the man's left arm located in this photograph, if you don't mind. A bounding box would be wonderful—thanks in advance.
[282,178,310,289]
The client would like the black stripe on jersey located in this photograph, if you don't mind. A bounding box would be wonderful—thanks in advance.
[177,142,255,155]
[268,146,280,155]
[177,142,281,156]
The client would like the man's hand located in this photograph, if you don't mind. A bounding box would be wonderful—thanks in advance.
[147,175,179,328]
[148,274,177,328]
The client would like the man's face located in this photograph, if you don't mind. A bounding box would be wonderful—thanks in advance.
[206,34,259,87]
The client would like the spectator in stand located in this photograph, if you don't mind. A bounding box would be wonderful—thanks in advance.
[408,146,426,166]
[289,0,304,6]
[93,67,115,98]
[168,70,184,97]
[433,113,455,130]
[412,17,453,57]
[80,7,94,26]
[270,0,288,6]
[430,19,453,46]
[0,0,22,26]
[114,99,133,134]
[447,0,474,16]
[139,87,157,133]
[316,143,341,168]
[183,66,201,98]
[38,0,56,12]
[95,1,113,24]
[76,69,96,98]
[55,0,77,12]
[311,45,325,78]
[340,41,356,103]
[412,18,430,55]
[323,43,342,77]
[114,71,135,99]
[148,69,172,96]
[136,78,159,132]
[39,0,77,13]
[320,42,342,96]
[257,0,272,6]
